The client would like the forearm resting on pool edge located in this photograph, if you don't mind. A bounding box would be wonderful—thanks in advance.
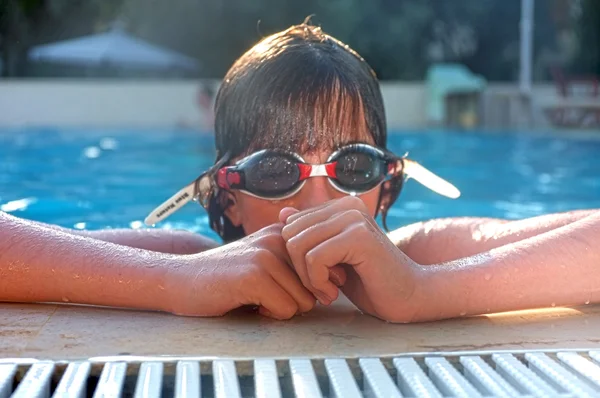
[6,215,218,255]
[391,209,599,265]
[0,211,175,312]
[414,211,600,321]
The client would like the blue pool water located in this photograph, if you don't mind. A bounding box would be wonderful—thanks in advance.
[1,127,600,241]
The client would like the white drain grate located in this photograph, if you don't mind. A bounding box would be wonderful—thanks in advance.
[2,349,600,397]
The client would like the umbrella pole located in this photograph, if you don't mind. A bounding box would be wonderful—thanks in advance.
[519,0,535,128]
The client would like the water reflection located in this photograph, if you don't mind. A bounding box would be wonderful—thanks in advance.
[0,197,37,212]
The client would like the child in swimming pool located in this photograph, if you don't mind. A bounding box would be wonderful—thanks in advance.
[1,22,599,322]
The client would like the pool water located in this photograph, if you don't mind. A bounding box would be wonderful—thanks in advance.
[1,127,599,241]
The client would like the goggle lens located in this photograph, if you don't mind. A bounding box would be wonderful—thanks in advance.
[333,150,387,192]
[244,153,302,197]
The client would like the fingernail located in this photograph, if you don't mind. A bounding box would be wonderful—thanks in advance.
[279,207,299,223]
[259,307,272,317]
[316,293,330,306]
[331,273,342,287]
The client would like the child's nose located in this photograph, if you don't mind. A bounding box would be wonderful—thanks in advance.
[295,177,336,210]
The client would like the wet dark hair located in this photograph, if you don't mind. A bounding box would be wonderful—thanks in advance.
[208,20,402,242]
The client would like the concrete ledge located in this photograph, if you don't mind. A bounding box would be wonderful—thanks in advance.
[2,296,599,363]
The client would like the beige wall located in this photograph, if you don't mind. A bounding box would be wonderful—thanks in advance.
[0,79,561,130]
[0,80,207,129]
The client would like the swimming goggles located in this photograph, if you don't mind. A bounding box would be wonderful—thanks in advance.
[144,143,460,226]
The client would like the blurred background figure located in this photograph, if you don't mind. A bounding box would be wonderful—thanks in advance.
[197,82,215,131]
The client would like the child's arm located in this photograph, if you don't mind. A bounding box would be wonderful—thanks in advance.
[0,211,172,310]
[0,212,314,319]
[16,217,219,254]
[417,210,600,321]
[81,229,219,254]
[390,209,598,264]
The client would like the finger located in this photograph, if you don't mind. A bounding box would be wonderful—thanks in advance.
[284,196,367,225]
[258,306,274,318]
[279,210,347,288]
[286,210,367,300]
[267,258,317,313]
[330,265,347,287]
[279,207,299,223]
[286,224,342,303]
[284,242,332,306]
[305,226,368,285]
[282,197,376,242]
[255,224,293,263]
[247,275,299,320]
[261,222,342,304]
[252,229,325,307]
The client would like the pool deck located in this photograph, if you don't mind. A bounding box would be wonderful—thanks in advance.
[2,296,600,365]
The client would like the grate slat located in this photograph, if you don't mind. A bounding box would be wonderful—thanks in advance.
[289,359,323,398]
[174,361,200,398]
[133,362,163,398]
[558,352,600,390]
[92,362,127,398]
[393,357,443,398]
[213,360,241,398]
[52,361,91,398]
[525,353,599,398]
[425,357,482,397]
[493,353,561,397]
[359,358,402,398]
[589,351,600,365]
[11,361,54,398]
[460,356,524,398]
[254,359,281,398]
[324,359,362,398]
[0,364,17,398]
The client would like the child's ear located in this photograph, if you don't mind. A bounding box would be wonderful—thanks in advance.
[223,192,243,227]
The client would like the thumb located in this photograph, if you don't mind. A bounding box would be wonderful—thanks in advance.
[279,207,299,223]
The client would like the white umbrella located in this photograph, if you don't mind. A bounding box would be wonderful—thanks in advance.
[28,24,199,72]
